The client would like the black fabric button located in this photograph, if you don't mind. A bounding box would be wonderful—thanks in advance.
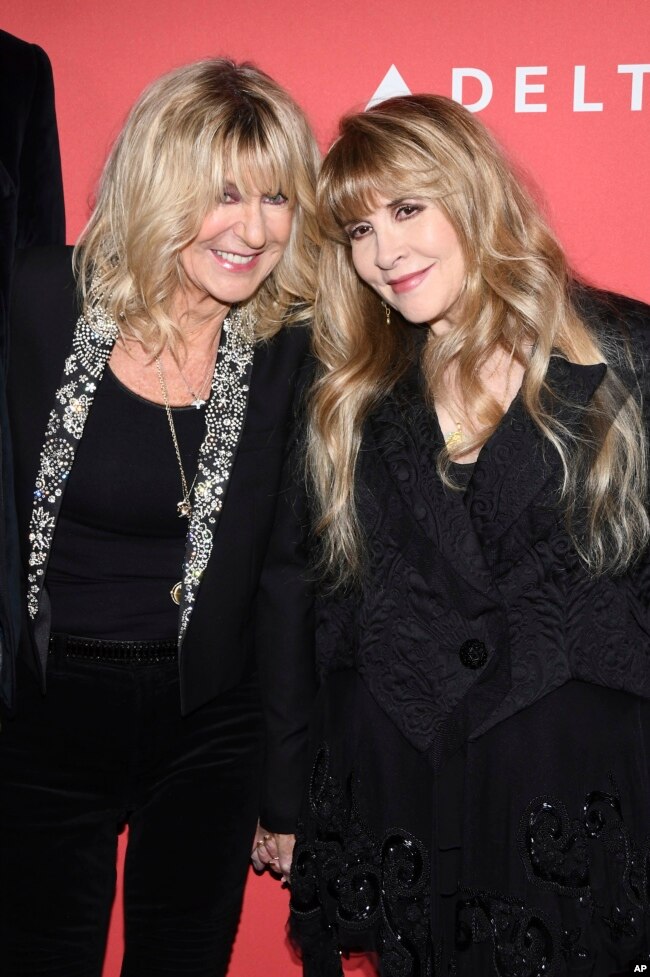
[459,639,488,669]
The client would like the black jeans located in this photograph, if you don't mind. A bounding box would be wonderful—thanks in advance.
[0,654,263,977]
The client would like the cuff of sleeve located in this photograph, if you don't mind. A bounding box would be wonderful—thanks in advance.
[258,799,301,836]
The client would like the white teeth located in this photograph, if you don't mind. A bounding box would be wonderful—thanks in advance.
[214,250,255,265]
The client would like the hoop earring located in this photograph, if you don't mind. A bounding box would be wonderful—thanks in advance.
[382,302,391,326]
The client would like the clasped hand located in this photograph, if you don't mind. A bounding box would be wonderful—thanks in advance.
[250,821,294,884]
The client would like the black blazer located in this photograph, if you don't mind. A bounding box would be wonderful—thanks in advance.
[0,31,64,708]
[8,246,315,831]
[0,30,65,350]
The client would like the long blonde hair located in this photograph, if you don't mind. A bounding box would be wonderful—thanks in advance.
[309,94,648,581]
[74,58,321,348]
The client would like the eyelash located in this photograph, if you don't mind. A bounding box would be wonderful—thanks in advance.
[263,192,288,205]
[396,203,422,219]
[347,203,423,240]
[221,190,288,205]
[347,223,371,241]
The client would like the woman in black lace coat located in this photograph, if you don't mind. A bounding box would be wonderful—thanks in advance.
[289,95,650,977]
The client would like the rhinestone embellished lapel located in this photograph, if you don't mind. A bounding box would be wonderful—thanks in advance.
[27,301,255,648]
[27,300,117,626]
[178,308,254,641]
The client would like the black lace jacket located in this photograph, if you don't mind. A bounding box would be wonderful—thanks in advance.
[316,288,650,770]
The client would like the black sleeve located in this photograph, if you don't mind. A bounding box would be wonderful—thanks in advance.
[254,353,317,833]
[0,369,20,710]
[15,43,66,251]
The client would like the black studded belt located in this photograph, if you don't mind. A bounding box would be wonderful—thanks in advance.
[48,633,178,664]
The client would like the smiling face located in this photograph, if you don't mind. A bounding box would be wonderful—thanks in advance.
[178,183,294,325]
[345,196,466,334]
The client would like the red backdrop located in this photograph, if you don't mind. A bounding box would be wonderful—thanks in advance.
[4,1,650,974]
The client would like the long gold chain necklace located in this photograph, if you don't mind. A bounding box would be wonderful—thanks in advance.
[155,357,197,520]
[156,356,201,606]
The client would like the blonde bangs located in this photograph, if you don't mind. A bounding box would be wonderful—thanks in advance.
[308,93,649,584]
[170,114,300,232]
[318,121,443,237]
[224,124,298,206]
[75,58,320,349]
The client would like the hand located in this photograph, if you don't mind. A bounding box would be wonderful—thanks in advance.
[250,821,295,882]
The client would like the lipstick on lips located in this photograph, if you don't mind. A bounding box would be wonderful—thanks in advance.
[386,263,434,294]
[211,249,262,273]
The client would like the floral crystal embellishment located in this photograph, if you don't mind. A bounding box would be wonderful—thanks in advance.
[27,303,117,619]
[178,308,255,639]
[25,297,254,640]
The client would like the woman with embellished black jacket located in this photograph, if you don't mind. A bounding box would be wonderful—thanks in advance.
[289,94,650,977]
[0,59,318,976]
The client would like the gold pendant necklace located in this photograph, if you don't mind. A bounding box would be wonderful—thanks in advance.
[444,422,464,451]
[155,356,197,519]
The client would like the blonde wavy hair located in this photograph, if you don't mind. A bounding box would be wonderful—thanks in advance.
[309,94,648,581]
[74,58,321,348]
